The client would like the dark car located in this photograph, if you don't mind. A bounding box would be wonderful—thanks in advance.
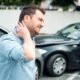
[0,26,43,80]
[34,22,80,77]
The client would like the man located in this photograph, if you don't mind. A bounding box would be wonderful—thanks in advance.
[0,5,45,80]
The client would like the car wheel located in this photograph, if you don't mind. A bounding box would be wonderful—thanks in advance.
[46,54,67,76]
[35,63,39,80]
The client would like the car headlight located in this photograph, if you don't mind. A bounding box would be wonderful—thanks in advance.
[35,48,47,55]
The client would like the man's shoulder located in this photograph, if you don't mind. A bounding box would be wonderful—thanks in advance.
[0,32,23,49]
[0,33,22,50]
[0,33,18,45]
[0,32,16,41]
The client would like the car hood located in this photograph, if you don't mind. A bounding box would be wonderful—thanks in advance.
[34,35,77,46]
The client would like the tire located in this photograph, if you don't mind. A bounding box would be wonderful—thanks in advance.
[35,63,39,80]
[46,54,67,76]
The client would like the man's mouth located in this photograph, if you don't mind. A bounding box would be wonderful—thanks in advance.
[38,25,43,29]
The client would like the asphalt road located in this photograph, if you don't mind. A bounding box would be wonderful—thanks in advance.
[39,70,80,80]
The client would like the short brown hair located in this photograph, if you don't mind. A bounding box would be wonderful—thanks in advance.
[19,5,45,22]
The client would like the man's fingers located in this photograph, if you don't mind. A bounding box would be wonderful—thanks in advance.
[21,21,27,28]
[18,22,23,27]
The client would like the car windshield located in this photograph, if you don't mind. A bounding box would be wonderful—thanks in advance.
[56,23,80,39]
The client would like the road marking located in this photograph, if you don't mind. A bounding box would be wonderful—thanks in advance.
[67,72,78,80]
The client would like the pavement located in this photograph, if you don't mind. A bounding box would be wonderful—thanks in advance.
[39,70,80,80]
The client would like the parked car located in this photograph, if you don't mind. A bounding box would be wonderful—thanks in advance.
[0,26,44,80]
[34,22,80,77]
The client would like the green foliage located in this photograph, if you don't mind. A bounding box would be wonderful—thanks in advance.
[3,0,33,5]
[51,0,75,7]
[35,0,43,5]
[0,0,43,5]
[20,0,32,5]
[0,0,3,4]
[50,0,75,11]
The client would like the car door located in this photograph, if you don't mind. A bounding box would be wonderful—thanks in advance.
[71,40,80,65]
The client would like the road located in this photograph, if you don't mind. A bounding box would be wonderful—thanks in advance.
[39,70,80,80]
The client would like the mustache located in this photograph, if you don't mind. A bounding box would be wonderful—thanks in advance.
[38,25,43,28]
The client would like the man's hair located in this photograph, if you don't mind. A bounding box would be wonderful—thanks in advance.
[19,5,45,22]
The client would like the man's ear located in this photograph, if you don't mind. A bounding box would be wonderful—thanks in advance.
[24,15,30,22]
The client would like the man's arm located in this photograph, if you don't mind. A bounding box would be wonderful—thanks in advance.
[23,36,35,61]
[16,21,35,61]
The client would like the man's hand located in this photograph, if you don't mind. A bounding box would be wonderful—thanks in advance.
[16,21,30,40]
[16,21,35,61]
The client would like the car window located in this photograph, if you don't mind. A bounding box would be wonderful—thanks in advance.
[61,25,76,37]
[58,24,80,39]
[68,30,80,39]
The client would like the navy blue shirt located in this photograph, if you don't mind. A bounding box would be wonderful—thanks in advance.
[0,32,35,80]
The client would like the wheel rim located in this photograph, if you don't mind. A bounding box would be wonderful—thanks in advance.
[35,64,39,80]
[53,57,66,75]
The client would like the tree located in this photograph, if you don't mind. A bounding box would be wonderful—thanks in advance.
[0,0,44,6]
[51,0,75,6]
[51,0,75,10]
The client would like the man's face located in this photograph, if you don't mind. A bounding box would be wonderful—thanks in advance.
[25,10,44,36]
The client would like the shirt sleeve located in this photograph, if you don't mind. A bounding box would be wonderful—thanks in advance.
[0,39,27,61]
[9,43,25,61]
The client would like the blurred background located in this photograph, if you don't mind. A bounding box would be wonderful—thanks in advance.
[0,0,80,34]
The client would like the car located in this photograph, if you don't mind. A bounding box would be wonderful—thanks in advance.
[34,22,80,77]
[0,26,43,80]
